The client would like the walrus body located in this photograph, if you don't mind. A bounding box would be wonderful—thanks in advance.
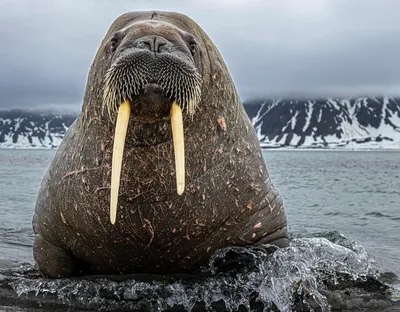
[33,11,288,278]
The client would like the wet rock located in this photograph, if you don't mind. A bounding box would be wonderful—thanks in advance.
[0,233,399,312]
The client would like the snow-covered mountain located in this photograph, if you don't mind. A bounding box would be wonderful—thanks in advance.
[244,96,400,149]
[0,109,76,149]
[1,96,400,149]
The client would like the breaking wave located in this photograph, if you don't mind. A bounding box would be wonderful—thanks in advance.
[1,231,399,312]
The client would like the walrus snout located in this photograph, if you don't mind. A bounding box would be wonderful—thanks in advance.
[103,21,202,122]
[134,35,172,54]
[130,83,173,120]
[103,49,202,120]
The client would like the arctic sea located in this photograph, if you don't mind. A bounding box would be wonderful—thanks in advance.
[0,149,399,276]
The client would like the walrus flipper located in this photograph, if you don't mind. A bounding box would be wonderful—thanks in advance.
[256,231,289,248]
[33,234,81,278]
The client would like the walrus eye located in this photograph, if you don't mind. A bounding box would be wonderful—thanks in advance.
[189,43,197,56]
[110,38,118,52]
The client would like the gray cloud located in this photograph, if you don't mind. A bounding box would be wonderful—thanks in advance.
[1,0,400,110]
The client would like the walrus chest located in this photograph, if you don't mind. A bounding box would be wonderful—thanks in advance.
[59,190,236,274]
[49,143,267,274]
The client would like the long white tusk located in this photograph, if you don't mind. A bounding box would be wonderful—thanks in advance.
[110,100,131,225]
[170,102,185,195]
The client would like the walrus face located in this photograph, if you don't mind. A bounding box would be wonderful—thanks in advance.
[103,20,202,121]
[102,20,203,224]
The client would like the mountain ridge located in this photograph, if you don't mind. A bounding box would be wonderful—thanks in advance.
[1,96,400,149]
[243,96,400,149]
[0,109,76,149]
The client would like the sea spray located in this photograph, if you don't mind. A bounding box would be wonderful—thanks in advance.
[1,232,398,312]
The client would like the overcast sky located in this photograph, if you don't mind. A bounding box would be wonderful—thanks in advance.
[1,0,400,111]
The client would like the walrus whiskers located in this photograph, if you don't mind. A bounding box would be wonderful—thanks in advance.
[102,51,202,120]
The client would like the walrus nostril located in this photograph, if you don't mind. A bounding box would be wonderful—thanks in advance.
[136,39,152,50]
[135,35,170,53]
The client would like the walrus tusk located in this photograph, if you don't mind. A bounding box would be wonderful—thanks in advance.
[110,100,131,225]
[170,102,185,195]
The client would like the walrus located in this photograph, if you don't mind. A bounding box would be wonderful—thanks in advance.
[32,11,289,278]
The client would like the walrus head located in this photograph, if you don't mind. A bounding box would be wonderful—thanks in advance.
[103,20,203,120]
[101,17,204,224]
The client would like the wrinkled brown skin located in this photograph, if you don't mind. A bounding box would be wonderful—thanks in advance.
[32,11,289,278]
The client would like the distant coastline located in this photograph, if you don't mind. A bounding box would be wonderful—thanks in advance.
[1,95,400,150]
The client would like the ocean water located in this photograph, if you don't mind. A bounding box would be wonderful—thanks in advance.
[0,149,399,311]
